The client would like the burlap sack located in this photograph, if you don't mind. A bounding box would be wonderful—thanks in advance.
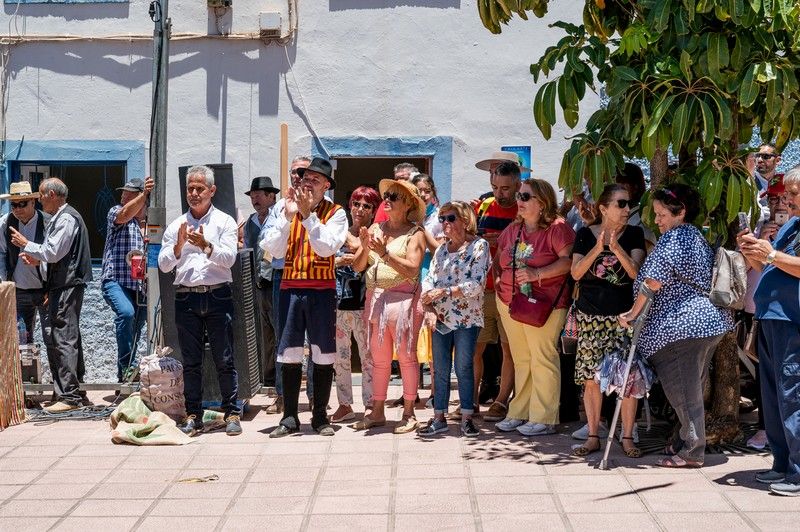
[139,347,186,422]
[0,282,25,430]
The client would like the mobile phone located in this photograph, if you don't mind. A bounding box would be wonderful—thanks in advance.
[775,212,790,226]
[737,212,749,233]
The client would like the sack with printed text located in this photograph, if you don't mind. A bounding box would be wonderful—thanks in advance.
[139,347,186,422]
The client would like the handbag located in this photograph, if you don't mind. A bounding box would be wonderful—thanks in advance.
[560,303,579,354]
[508,226,567,327]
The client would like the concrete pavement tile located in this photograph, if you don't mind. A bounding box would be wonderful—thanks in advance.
[467,460,545,477]
[194,444,264,456]
[394,477,471,494]
[567,512,660,531]
[69,499,153,517]
[399,436,462,451]
[0,517,59,531]
[136,516,222,532]
[219,514,303,531]
[471,475,549,494]
[317,479,394,496]
[162,481,242,499]
[703,470,770,492]
[87,482,168,500]
[230,496,309,515]
[0,447,11,458]
[260,453,326,467]
[481,513,567,532]
[330,439,395,453]
[477,494,559,514]
[627,472,717,492]
[4,445,75,458]
[0,471,39,485]
[311,495,391,514]
[323,465,393,481]
[104,469,180,484]
[239,481,315,498]
[38,469,113,485]
[52,516,138,532]
[174,468,249,483]
[395,493,472,514]
[557,492,647,513]
[0,485,23,502]
[0,457,58,471]
[0,499,78,517]
[307,513,389,531]
[262,441,331,455]
[623,464,705,475]
[541,459,621,475]
[727,490,800,511]
[14,483,94,500]
[394,513,475,531]
[68,444,134,457]
[150,497,233,516]
[640,491,734,512]
[327,451,393,467]
[54,456,127,470]
[396,463,466,479]
[396,450,464,465]
[186,454,258,469]
[123,455,194,470]
[128,444,198,456]
[249,466,321,483]
[655,512,752,531]
[745,511,800,531]
[549,474,631,493]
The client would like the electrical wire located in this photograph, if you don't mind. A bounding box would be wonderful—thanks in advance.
[283,44,330,158]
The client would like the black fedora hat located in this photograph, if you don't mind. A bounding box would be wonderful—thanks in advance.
[245,176,280,196]
[296,157,336,190]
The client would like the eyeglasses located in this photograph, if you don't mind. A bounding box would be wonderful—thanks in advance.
[351,201,373,210]
[10,200,29,209]
[383,191,404,202]
[438,213,458,223]
[614,199,638,209]
[516,192,535,202]
[756,153,778,160]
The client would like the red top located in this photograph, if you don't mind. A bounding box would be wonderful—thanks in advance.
[373,201,390,223]
[494,217,575,307]
[475,198,518,291]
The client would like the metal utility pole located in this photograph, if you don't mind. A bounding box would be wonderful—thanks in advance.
[145,0,171,350]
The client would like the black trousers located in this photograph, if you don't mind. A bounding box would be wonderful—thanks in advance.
[16,288,53,351]
[47,285,86,405]
[256,280,277,386]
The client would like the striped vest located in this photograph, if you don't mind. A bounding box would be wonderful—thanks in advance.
[283,200,341,282]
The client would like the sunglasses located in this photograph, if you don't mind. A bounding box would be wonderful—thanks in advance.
[10,200,30,209]
[438,213,458,223]
[614,199,638,209]
[516,192,536,202]
[383,191,404,202]
[756,153,778,160]
[351,201,373,210]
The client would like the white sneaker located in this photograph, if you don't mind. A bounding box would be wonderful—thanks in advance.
[572,421,609,440]
[495,417,525,432]
[517,422,556,436]
[747,430,768,450]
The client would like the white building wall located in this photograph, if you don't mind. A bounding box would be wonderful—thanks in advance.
[1,0,593,218]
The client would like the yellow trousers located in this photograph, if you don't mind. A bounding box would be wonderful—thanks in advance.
[497,294,566,425]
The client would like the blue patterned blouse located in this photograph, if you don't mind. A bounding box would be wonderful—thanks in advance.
[633,224,734,358]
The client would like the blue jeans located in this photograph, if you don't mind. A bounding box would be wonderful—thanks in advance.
[758,319,800,484]
[101,280,147,381]
[272,268,313,399]
[174,285,240,418]
[432,326,480,415]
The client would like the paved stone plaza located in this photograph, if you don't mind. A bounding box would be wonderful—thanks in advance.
[0,387,797,531]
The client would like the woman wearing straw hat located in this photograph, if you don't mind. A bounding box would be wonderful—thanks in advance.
[352,178,427,434]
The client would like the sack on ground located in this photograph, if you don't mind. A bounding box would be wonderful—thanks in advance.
[139,347,186,422]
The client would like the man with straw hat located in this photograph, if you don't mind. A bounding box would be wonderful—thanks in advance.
[0,181,54,359]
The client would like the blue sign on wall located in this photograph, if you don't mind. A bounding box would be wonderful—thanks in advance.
[501,146,532,179]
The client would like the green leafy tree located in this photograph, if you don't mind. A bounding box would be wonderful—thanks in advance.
[479,0,800,243]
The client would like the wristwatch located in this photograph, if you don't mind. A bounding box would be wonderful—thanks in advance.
[765,250,777,264]
[203,243,213,257]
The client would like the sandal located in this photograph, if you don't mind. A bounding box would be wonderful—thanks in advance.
[571,435,601,457]
[663,443,679,456]
[351,417,386,431]
[394,416,419,434]
[655,456,703,468]
[621,437,642,458]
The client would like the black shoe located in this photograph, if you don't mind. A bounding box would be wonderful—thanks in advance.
[269,418,299,439]
[178,415,204,437]
[461,419,480,437]
[225,415,242,436]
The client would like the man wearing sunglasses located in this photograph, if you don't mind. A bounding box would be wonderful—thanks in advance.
[0,181,54,367]
[755,144,782,197]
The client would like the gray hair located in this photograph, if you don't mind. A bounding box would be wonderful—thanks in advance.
[394,162,419,174]
[784,165,800,187]
[292,155,312,165]
[41,178,68,198]
[186,165,214,186]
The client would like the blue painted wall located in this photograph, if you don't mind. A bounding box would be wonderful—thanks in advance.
[314,136,454,203]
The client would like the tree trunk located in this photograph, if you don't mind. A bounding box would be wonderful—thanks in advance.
[705,331,742,445]
[649,147,669,188]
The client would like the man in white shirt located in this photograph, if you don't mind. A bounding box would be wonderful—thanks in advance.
[158,165,241,436]
[262,157,348,437]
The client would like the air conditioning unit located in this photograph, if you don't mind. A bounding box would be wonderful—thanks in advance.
[259,11,282,39]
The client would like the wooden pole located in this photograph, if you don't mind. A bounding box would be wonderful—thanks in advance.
[280,123,289,193]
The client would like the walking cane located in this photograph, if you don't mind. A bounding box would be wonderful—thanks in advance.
[599,285,655,470]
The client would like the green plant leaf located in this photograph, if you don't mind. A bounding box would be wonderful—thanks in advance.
[680,51,693,81]
[706,170,724,212]
[645,94,677,137]
[699,97,717,146]
[671,102,690,151]
[726,174,741,223]
[739,63,759,108]
[543,81,557,126]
